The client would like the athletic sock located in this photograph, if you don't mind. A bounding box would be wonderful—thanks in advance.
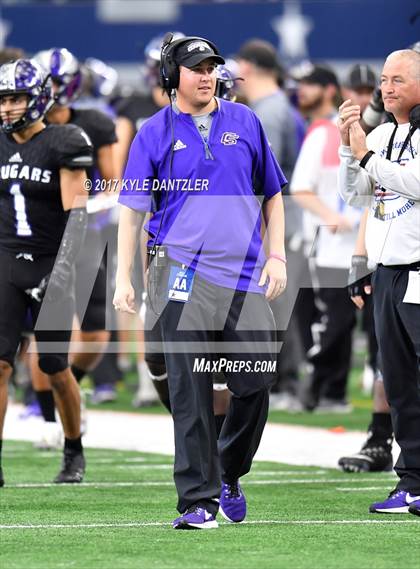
[71,364,86,384]
[36,389,56,422]
[215,414,226,439]
[64,436,83,453]
[367,412,393,445]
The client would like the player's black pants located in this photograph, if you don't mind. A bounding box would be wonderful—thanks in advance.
[155,262,276,515]
[373,264,420,494]
[0,249,74,373]
[306,267,356,405]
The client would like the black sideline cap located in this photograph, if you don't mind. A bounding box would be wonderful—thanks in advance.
[175,40,225,68]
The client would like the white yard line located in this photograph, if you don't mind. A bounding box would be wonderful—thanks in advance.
[0,519,418,531]
[4,477,396,489]
[337,486,395,492]
[4,403,401,468]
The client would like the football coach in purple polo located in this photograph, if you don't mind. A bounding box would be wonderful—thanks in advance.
[114,34,288,530]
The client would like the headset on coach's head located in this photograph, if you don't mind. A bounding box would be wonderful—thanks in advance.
[159,33,222,93]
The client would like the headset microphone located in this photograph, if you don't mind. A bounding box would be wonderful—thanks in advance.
[162,32,174,47]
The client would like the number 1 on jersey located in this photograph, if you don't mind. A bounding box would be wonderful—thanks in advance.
[10,183,32,237]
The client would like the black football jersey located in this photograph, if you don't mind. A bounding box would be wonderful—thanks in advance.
[69,108,117,180]
[0,123,93,255]
[114,93,161,133]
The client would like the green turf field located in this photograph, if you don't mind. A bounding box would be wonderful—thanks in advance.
[1,441,419,569]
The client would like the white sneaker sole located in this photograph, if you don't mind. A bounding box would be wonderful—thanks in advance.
[174,519,219,529]
[219,505,245,523]
[371,506,409,513]
[188,520,219,529]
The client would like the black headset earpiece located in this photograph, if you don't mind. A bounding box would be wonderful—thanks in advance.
[159,32,175,94]
[386,104,420,129]
[159,34,220,93]
[409,104,420,129]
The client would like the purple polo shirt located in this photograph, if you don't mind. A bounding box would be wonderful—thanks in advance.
[118,98,287,292]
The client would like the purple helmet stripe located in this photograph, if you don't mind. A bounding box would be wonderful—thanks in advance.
[50,49,62,78]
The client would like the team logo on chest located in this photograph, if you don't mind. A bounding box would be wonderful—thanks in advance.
[221,132,239,146]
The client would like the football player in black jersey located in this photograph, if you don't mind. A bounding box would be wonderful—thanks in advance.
[28,48,118,430]
[0,59,93,486]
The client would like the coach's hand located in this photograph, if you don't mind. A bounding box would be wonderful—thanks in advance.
[259,257,287,301]
[338,99,361,146]
[349,120,370,161]
[113,280,136,314]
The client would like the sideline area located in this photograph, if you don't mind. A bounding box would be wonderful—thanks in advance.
[4,403,400,468]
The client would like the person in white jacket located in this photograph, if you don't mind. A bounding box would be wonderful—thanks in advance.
[338,48,420,517]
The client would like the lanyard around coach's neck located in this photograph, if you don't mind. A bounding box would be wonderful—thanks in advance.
[386,122,416,163]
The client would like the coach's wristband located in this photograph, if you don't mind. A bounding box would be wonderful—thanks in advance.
[269,253,287,264]
[359,150,375,169]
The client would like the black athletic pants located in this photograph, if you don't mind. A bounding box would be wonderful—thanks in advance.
[0,249,74,372]
[156,262,276,515]
[373,264,420,494]
[307,267,357,403]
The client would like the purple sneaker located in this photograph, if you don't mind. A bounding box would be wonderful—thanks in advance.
[369,490,420,514]
[172,506,218,530]
[220,481,247,523]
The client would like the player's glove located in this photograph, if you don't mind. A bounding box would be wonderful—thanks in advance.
[25,280,46,303]
[32,263,73,303]
[348,255,371,298]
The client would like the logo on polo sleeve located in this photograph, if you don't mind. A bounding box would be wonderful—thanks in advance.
[221,132,239,146]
